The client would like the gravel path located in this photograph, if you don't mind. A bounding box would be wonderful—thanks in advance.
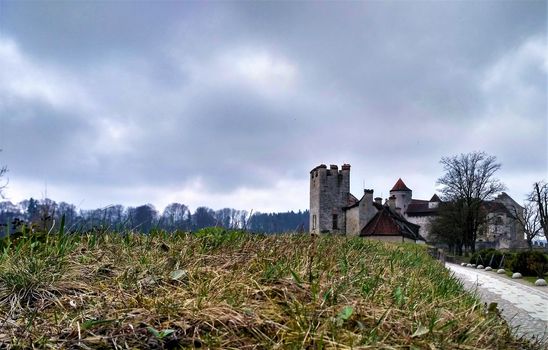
[446,263,548,343]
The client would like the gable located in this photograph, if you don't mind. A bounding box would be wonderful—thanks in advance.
[360,207,423,241]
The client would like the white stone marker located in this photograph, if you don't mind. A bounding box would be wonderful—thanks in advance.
[534,279,547,286]
[512,272,522,279]
[497,269,505,274]
[485,266,492,271]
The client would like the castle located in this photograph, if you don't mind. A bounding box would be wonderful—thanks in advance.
[309,163,526,248]
[309,164,424,242]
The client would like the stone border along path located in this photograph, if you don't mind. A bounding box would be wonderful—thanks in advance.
[446,263,548,342]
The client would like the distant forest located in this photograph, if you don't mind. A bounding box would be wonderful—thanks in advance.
[0,198,309,236]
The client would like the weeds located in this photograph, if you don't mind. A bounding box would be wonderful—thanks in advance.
[0,231,543,349]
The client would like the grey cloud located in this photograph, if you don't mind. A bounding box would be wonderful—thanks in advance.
[0,1,545,210]
[2,101,95,178]
[1,2,199,64]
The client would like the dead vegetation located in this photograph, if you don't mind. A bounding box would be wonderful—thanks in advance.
[0,229,542,349]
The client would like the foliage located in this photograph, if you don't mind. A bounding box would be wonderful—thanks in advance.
[508,251,548,278]
[469,248,504,268]
[428,201,465,255]
[0,230,541,349]
[436,151,505,253]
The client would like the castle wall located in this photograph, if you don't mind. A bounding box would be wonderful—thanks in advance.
[363,236,416,243]
[406,215,432,241]
[345,206,360,236]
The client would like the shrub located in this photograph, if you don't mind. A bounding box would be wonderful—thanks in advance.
[470,249,503,268]
[503,252,516,270]
[509,251,548,277]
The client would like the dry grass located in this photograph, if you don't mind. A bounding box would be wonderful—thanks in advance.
[0,229,542,349]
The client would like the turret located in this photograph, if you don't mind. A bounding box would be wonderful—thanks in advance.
[389,178,412,214]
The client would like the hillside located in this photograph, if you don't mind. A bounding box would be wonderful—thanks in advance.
[0,230,541,349]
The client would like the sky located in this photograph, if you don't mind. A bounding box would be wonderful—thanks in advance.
[0,1,546,213]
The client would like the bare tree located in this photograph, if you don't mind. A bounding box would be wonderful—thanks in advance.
[530,181,547,236]
[512,202,542,250]
[437,151,505,253]
[162,203,190,231]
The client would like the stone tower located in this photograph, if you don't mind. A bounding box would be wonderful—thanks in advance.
[309,164,350,234]
[390,178,412,213]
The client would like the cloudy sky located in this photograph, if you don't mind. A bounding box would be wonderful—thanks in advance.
[0,1,546,213]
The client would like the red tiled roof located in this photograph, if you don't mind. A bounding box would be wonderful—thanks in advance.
[360,206,423,241]
[391,178,411,192]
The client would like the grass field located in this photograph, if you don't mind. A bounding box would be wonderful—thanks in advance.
[0,229,543,349]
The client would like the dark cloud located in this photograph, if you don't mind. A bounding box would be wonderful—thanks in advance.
[0,1,545,211]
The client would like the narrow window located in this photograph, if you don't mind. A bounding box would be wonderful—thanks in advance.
[332,214,338,229]
[312,215,317,229]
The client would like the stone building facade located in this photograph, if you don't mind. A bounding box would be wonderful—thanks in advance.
[476,193,527,249]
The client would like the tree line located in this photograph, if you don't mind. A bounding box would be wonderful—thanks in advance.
[0,198,309,237]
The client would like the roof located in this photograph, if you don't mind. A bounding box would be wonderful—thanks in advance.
[406,199,438,216]
[495,192,523,210]
[405,197,517,219]
[430,194,441,202]
[482,201,515,218]
[360,206,424,241]
[390,178,411,192]
[347,193,359,207]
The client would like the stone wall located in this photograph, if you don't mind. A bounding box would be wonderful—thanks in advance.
[390,189,412,213]
[345,206,360,236]
[406,215,432,241]
[363,235,416,243]
[358,190,375,232]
